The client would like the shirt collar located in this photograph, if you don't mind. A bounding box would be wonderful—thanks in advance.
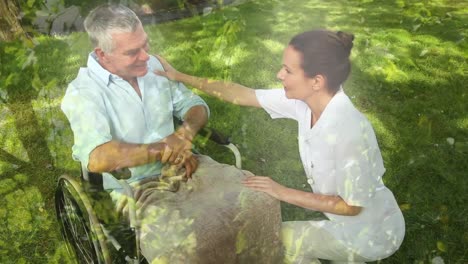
[87,52,122,86]
[318,87,346,122]
[305,88,346,138]
[326,87,345,111]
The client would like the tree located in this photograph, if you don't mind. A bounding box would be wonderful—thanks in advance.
[0,0,47,41]
[0,0,24,41]
[0,0,55,171]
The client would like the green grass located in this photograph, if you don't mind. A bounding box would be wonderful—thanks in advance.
[0,0,467,263]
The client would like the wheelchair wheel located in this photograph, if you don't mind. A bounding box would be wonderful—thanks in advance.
[55,175,111,264]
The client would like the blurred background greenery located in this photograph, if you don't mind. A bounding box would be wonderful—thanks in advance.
[0,0,467,263]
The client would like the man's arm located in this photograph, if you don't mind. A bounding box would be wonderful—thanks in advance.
[88,140,165,173]
[158,105,208,177]
[160,105,208,163]
[89,105,207,174]
[176,105,208,141]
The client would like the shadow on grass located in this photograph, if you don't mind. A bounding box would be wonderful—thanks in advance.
[0,37,77,262]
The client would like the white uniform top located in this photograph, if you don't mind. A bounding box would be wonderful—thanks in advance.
[255,88,405,259]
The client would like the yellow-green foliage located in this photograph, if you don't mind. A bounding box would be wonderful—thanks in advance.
[0,0,467,263]
[0,177,52,260]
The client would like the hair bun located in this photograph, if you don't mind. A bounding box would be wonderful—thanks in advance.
[336,31,354,52]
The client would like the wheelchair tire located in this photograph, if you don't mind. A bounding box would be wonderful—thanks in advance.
[55,175,111,264]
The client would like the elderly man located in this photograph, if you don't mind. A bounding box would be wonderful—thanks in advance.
[61,4,282,263]
[62,4,205,187]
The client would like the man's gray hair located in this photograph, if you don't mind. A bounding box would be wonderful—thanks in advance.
[84,4,141,53]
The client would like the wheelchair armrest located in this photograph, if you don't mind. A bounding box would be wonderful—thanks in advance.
[81,163,105,191]
[198,127,231,145]
[198,126,242,169]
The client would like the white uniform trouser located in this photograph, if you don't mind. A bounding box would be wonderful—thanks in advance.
[282,221,371,264]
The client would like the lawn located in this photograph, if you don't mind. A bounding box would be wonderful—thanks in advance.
[0,0,467,263]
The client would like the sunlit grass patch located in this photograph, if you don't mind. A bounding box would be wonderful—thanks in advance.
[455,117,468,130]
[261,39,284,54]
[365,112,398,150]
[0,182,56,263]
[0,177,17,195]
[1,0,466,263]
[0,118,29,162]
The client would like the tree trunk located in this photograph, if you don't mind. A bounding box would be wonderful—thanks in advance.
[0,0,25,41]
[0,0,55,172]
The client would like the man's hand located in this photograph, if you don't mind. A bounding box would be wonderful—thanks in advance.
[114,155,198,216]
[160,130,193,165]
[184,155,198,179]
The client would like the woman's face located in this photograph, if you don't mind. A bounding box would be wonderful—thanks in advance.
[276,45,315,100]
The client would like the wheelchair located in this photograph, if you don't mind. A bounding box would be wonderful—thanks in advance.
[55,128,242,264]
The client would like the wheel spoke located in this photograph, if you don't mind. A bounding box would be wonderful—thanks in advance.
[58,181,99,263]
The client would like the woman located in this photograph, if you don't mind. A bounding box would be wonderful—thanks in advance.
[155,29,405,263]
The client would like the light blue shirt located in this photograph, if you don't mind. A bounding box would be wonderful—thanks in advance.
[61,53,209,189]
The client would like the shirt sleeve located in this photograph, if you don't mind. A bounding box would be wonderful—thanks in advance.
[335,120,386,207]
[61,86,112,169]
[255,89,298,120]
[170,81,210,120]
[148,56,209,120]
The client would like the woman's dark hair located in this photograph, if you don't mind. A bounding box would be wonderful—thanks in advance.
[289,29,354,93]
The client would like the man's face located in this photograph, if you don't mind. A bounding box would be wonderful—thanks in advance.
[97,23,150,81]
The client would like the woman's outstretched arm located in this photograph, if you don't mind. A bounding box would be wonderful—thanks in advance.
[154,55,261,108]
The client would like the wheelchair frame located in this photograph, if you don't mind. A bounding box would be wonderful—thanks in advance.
[55,128,241,264]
